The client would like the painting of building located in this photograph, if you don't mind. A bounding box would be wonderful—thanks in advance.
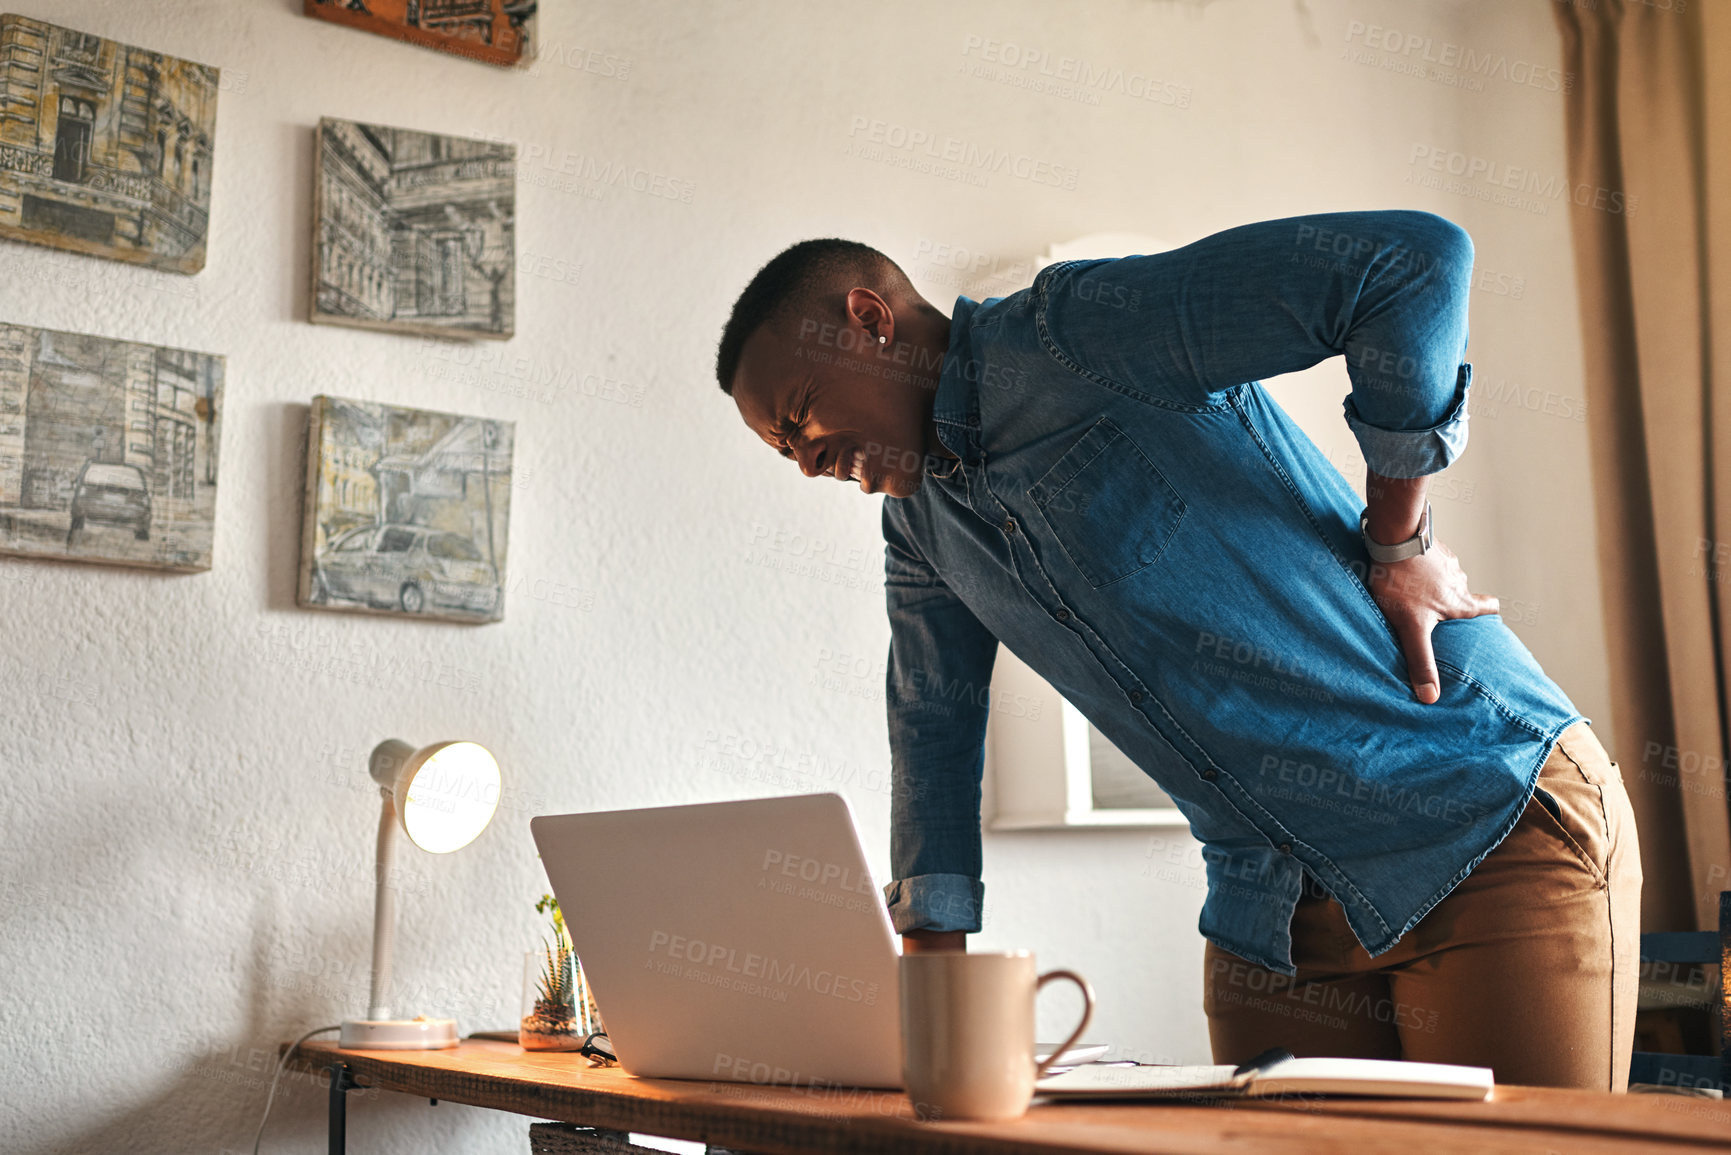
[312,118,515,340]
[0,15,219,274]
[305,0,536,68]
[298,395,513,623]
[0,323,224,571]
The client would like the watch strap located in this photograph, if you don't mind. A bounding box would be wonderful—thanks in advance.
[1360,501,1433,563]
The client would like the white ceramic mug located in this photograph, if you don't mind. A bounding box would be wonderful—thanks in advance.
[899,950,1095,1121]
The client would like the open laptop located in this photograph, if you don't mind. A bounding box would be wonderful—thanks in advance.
[531,793,904,1088]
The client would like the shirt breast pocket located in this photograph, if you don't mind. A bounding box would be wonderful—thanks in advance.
[1028,417,1186,589]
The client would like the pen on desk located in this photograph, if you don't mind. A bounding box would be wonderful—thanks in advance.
[1234,1047,1295,1078]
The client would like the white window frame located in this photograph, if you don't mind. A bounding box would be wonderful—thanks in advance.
[984,645,1189,830]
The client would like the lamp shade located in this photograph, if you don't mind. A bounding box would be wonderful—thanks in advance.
[392,740,501,853]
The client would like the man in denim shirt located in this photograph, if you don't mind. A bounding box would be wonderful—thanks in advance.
[718,211,1641,1090]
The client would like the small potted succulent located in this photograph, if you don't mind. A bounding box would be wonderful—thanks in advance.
[519,894,600,1050]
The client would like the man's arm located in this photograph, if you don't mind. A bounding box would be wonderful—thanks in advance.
[1040,209,1498,701]
[1038,209,1476,440]
[902,929,967,952]
[1363,470,1431,548]
[881,503,1000,953]
[1363,468,1499,703]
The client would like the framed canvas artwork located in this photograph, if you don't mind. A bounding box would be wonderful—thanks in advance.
[312,118,516,340]
[0,14,219,274]
[0,323,224,572]
[298,395,513,623]
[304,0,536,69]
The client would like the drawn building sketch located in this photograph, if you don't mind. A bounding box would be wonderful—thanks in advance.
[298,395,513,623]
[0,14,219,274]
[305,0,536,69]
[312,118,515,340]
[0,323,224,571]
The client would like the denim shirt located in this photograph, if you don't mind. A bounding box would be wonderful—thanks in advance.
[878,210,1583,975]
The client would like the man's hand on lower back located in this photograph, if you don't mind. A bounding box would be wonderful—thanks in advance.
[1365,542,1500,704]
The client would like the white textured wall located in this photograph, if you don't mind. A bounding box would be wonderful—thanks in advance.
[0,1,1603,1151]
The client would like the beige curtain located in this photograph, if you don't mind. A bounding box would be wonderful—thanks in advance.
[1553,0,1731,933]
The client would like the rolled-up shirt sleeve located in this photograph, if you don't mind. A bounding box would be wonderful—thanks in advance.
[881,502,999,935]
[1035,209,1477,480]
[1343,360,1472,479]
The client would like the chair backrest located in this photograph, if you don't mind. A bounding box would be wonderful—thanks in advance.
[1640,930,1720,964]
[1632,892,1730,1093]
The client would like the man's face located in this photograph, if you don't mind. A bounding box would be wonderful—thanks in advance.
[731,309,936,499]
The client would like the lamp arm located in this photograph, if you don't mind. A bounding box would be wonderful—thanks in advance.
[367,786,400,1020]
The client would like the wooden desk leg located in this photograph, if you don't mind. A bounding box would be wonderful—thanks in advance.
[328,1062,359,1155]
[527,1122,765,1154]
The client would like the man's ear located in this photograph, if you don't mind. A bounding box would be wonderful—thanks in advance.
[844,287,894,346]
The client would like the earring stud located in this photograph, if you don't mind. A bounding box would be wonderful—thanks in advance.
[878,335,887,344]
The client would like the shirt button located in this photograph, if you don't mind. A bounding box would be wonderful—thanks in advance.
[1054,608,1071,622]
[1278,842,1293,855]
[1202,768,1218,781]
[1003,517,1016,534]
[1129,690,1144,704]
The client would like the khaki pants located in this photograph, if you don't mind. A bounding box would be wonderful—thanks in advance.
[1203,721,1643,1091]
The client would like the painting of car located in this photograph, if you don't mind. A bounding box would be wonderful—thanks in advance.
[311,523,500,617]
[296,396,513,623]
[0,324,223,572]
[69,462,152,541]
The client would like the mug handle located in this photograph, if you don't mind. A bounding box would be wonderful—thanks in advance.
[1032,969,1097,1080]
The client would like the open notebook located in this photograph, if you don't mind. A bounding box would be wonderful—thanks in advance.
[1037,1052,1494,1101]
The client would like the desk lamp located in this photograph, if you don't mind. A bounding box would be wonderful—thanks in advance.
[339,738,501,1050]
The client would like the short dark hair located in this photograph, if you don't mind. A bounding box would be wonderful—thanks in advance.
[715,239,904,394]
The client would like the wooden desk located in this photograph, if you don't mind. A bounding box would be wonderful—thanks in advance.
[288,1039,1731,1154]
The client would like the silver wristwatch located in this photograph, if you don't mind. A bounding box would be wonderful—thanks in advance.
[1360,501,1433,563]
